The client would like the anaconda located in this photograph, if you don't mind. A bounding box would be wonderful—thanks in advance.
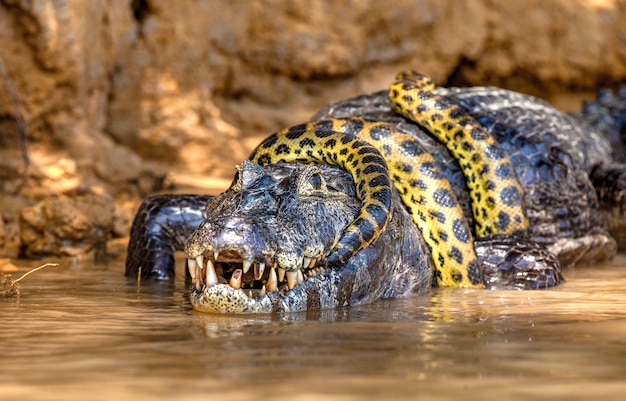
[126,72,626,314]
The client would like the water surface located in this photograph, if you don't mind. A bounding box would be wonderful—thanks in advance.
[2,255,626,400]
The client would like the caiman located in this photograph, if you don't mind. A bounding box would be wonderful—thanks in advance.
[125,72,626,314]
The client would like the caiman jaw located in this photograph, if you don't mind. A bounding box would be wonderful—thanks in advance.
[187,251,325,297]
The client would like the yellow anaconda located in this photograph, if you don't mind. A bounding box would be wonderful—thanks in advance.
[389,71,529,237]
[250,117,483,288]
[251,126,393,268]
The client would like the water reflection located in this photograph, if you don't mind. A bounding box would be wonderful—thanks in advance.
[1,256,626,400]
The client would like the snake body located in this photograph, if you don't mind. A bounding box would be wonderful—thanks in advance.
[249,71,525,288]
[127,71,626,313]
[252,128,392,267]
[389,71,528,236]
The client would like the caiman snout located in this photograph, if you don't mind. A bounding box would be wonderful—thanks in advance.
[185,216,271,263]
[179,161,364,312]
[184,211,326,298]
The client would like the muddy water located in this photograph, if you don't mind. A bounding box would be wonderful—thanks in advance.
[2,255,626,401]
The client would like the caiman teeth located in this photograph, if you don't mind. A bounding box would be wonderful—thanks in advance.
[229,269,242,289]
[206,259,218,287]
[254,262,265,280]
[187,258,197,282]
[286,270,298,289]
[267,267,278,291]
[277,267,286,282]
[192,255,204,291]
[243,259,252,274]
[189,251,325,296]
[297,269,304,285]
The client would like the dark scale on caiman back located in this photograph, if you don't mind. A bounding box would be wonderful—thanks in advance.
[126,71,626,314]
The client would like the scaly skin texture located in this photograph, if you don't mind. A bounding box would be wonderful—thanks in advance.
[251,118,482,288]
[312,83,624,268]
[183,162,434,313]
[389,71,528,237]
[249,128,392,268]
[126,72,626,314]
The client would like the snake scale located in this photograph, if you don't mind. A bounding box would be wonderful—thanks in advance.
[126,68,626,313]
[250,71,527,288]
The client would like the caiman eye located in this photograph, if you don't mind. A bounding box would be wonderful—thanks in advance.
[308,173,323,190]
[299,169,327,196]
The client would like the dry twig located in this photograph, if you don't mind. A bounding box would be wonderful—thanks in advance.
[2,262,59,297]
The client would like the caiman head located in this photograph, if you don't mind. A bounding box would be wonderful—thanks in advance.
[185,160,357,313]
[184,160,432,313]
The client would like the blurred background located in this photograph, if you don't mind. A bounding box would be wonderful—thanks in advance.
[0,0,624,260]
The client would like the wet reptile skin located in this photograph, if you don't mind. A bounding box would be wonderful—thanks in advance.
[389,71,528,237]
[311,82,624,268]
[250,73,554,287]
[251,117,482,288]
[126,72,626,314]
[250,129,393,269]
